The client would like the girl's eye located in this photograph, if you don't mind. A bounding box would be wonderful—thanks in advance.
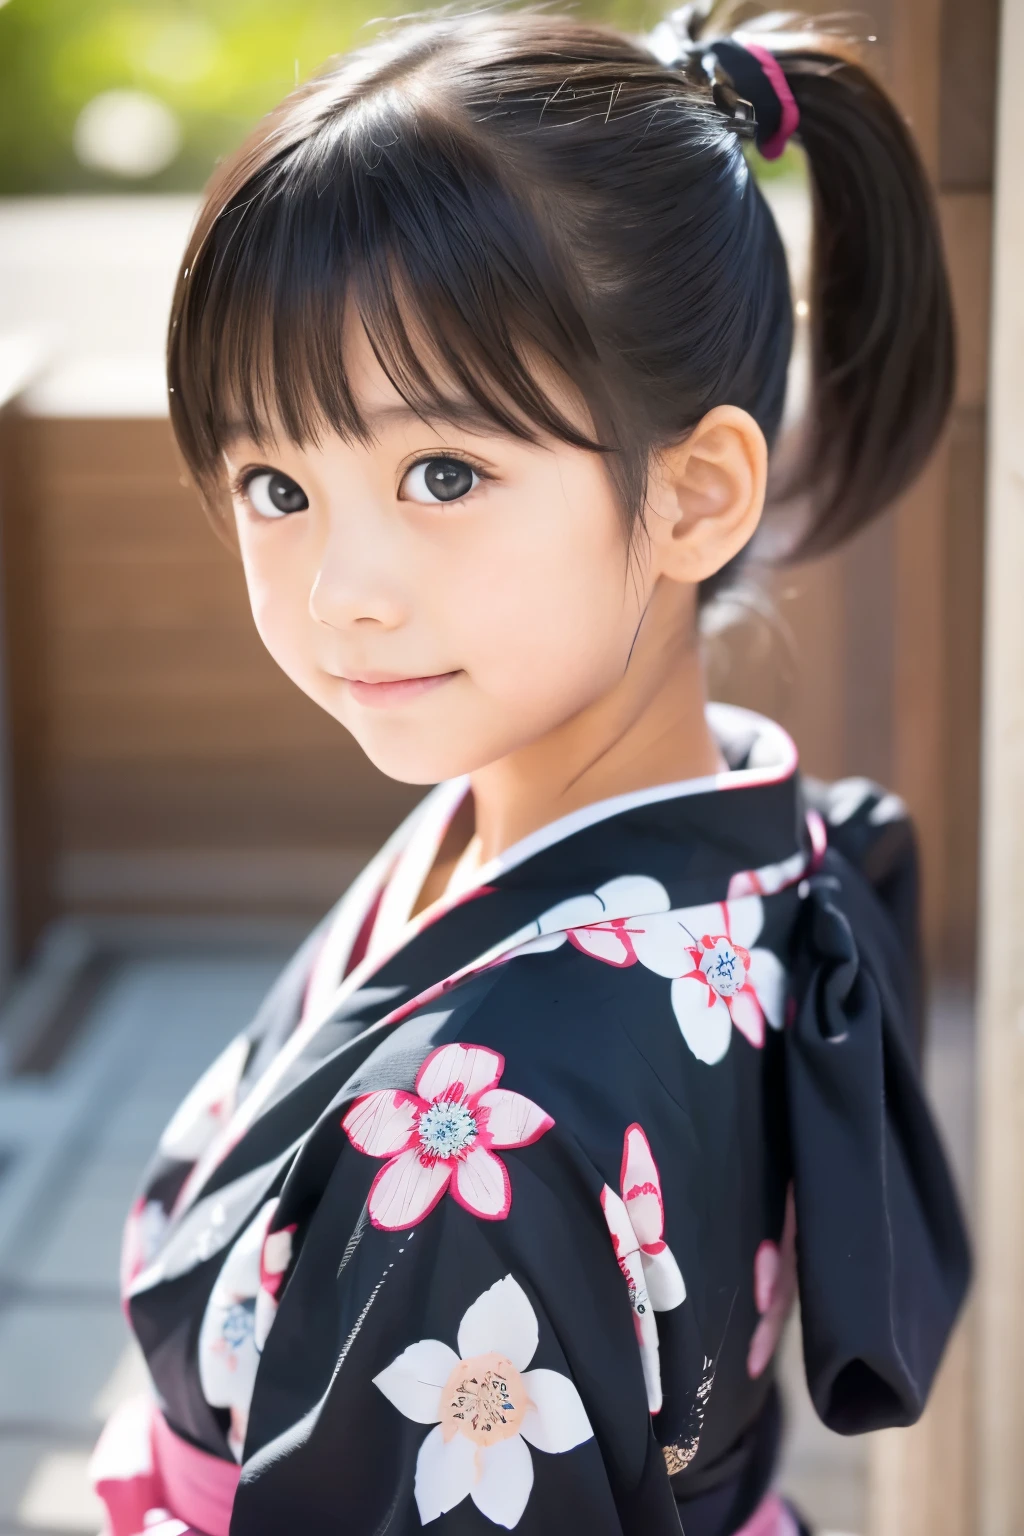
[400,457,479,504]
[243,471,309,518]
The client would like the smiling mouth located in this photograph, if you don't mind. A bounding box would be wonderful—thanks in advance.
[338,671,461,708]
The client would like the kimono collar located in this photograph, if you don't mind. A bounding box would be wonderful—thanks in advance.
[466,701,799,887]
[305,704,808,1028]
[173,704,810,1212]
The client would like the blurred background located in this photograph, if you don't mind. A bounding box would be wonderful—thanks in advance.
[0,0,1014,1534]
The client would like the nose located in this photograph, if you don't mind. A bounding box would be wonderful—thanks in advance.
[308,512,407,633]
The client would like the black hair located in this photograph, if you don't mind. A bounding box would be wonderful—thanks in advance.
[167,5,954,588]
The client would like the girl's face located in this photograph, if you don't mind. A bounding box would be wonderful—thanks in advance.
[223,317,660,785]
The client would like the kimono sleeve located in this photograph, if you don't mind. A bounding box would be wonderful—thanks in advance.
[234,1085,680,1536]
[785,842,970,1433]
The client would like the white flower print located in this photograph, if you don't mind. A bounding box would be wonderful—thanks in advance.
[120,1196,169,1293]
[600,1122,686,1413]
[374,1275,593,1528]
[524,877,785,1067]
[198,1198,291,1460]
[630,896,785,1064]
[342,1043,554,1231]
[518,875,672,965]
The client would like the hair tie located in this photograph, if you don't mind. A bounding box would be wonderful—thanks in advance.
[703,37,800,161]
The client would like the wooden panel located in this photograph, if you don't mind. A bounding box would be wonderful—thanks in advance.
[942,408,986,974]
[838,516,896,787]
[893,443,952,962]
[887,0,942,176]
[709,544,872,788]
[939,0,1000,189]
[941,194,993,411]
[0,415,419,940]
[865,0,995,1526]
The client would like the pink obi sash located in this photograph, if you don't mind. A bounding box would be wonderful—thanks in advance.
[90,1396,239,1536]
[90,1394,796,1536]
[735,1493,801,1536]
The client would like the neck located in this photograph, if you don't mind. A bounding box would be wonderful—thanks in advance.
[468,587,721,866]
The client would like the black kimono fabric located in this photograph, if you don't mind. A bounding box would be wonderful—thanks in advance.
[118,707,969,1536]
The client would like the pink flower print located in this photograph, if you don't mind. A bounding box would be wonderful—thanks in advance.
[747,1184,798,1379]
[601,1183,659,1406]
[567,916,644,968]
[619,1124,687,1311]
[342,1043,554,1232]
[684,929,760,1047]
[630,897,785,1065]
[521,880,785,1068]
[537,876,672,968]
[600,1123,686,1413]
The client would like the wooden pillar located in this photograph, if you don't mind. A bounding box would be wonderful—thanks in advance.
[975,0,1024,1525]
[864,0,998,1527]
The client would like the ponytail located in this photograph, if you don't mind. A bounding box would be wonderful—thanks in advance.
[667,11,955,559]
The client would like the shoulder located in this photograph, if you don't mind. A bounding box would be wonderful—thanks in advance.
[803,774,916,876]
[801,773,922,1049]
[352,888,790,1191]
[434,883,794,1089]
[420,943,672,1117]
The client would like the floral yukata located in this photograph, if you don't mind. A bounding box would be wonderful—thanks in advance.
[92,706,969,1536]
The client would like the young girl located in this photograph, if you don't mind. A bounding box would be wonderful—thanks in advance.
[91,7,969,1534]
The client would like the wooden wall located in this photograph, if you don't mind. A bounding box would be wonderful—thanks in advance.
[0,415,420,955]
[849,0,998,1530]
[746,0,996,983]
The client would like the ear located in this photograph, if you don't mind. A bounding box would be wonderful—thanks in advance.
[645,406,767,585]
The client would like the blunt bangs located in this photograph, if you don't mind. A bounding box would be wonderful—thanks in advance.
[170,8,952,573]
[169,91,618,509]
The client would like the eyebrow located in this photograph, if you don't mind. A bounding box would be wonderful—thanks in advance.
[219,399,512,448]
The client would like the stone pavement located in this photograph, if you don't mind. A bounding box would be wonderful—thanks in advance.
[0,951,863,1536]
[0,955,284,1535]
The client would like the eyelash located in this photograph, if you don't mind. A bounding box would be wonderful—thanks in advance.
[400,452,492,500]
[228,454,494,509]
[230,468,267,502]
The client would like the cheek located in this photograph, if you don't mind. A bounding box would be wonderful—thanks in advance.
[236,523,315,678]
[450,475,640,709]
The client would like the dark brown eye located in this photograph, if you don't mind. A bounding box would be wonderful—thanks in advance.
[401,457,479,504]
[244,471,309,518]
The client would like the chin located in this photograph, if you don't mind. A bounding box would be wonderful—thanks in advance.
[341,714,526,786]
[340,725,485,786]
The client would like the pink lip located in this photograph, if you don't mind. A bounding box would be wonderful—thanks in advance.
[340,671,460,708]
